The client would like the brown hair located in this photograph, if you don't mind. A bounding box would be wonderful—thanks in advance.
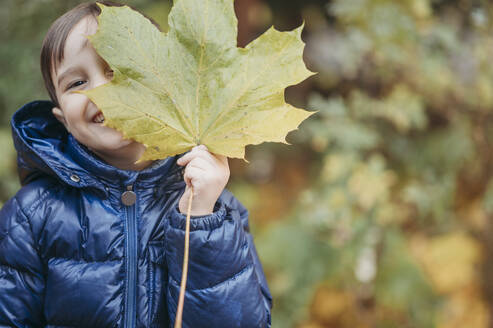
[40,1,159,107]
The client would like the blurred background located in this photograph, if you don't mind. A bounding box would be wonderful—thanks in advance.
[2,0,493,327]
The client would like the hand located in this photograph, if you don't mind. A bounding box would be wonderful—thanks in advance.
[176,145,230,216]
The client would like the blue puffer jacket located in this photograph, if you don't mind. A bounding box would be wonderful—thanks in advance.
[0,101,272,328]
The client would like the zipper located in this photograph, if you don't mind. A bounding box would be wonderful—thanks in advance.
[124,184,137,328]
[148,259,155,325]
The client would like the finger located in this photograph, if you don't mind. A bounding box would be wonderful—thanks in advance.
[195,144,208,152]
[187,156,214,172]
[184,159,208,174]
[183,166,205,188]
[177,146,217,166]
[177,146,205,166]
[212,154,228,165]
[196,145,228,165]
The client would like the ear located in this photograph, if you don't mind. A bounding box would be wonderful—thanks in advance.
[52,107,67,127]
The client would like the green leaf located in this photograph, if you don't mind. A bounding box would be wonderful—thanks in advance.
[83,0,315,160]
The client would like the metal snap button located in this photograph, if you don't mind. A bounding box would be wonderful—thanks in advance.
[121,190,137,206]
[70,174,80,183]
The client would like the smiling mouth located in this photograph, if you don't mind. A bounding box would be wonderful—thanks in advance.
[92,112,105,123]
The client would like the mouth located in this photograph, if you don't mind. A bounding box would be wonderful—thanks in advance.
[92,112,105,124]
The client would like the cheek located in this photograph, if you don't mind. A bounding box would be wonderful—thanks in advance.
[60,94,89,120]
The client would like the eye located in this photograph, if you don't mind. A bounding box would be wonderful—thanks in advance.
[67,80,86,90]
[106,70,114,78]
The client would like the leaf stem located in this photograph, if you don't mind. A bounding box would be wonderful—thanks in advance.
[174,187,193,328]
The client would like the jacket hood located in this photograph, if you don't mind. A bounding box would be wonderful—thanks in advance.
[11,100,184,196]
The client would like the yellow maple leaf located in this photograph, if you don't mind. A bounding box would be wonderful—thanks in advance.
[83,0,315,160]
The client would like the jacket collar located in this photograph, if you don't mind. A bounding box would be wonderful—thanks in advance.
[12,100,185,197]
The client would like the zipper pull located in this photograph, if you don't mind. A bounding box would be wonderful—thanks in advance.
[121,184,137,206]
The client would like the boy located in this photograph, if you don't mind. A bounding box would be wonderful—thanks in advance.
[0,2,272,327]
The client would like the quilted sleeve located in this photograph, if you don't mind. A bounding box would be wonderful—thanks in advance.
[0,196,46,327]
[166,190,272,328]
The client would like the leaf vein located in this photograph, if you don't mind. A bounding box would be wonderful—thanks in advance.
[200,36,295,139]
[119,22,194,136]
[106,100,192,141]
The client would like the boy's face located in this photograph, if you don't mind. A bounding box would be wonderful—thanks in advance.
[51,16,141,162]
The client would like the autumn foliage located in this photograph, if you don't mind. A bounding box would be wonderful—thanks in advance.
[2,0,493,327]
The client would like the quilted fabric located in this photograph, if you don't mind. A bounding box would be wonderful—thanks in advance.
[0,101,272,327]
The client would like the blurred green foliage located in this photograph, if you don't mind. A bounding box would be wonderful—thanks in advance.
[2,0,493,327]
[252,0,493,327]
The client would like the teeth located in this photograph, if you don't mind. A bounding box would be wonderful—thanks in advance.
[93,113,105,123]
